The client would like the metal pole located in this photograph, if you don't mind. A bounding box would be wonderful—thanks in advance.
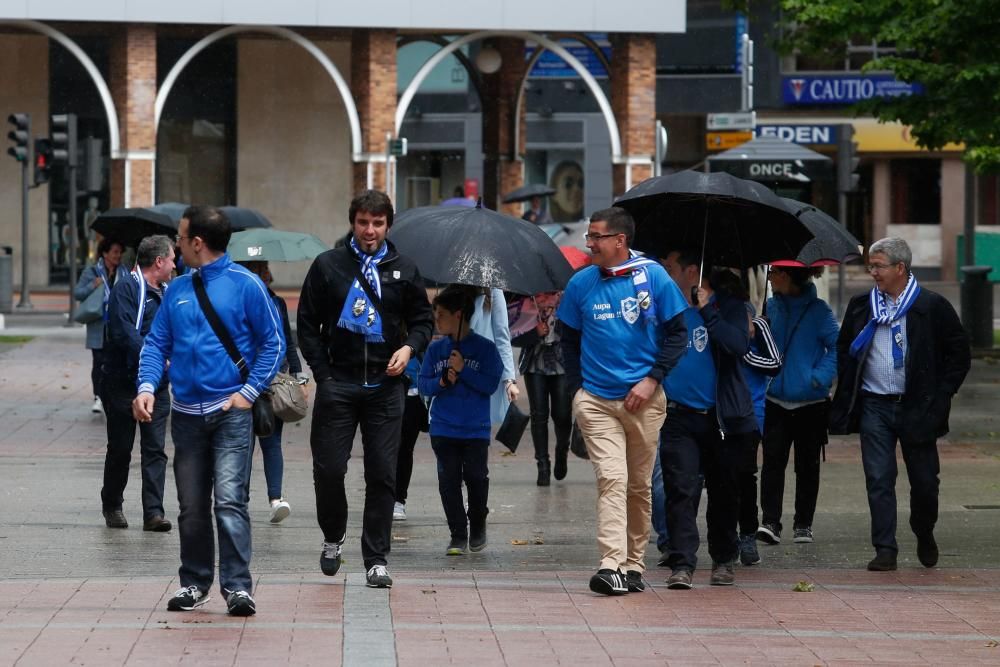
[15,157,33,310]
[837,190,847,317]
[964,163,975,268]
[67,161,79,324]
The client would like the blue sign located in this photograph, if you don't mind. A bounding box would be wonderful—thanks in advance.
[526,34,611,79]
[756,124,838,145]
[783,75,923,105]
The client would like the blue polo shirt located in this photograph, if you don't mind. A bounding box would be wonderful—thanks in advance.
[664,306,716,410]
[557,263,687,400]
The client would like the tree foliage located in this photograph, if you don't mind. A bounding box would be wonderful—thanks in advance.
[746,0,1000,172]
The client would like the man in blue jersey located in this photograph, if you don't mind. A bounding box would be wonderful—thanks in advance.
[659,249,755,589]
[134,206,284,617]
[557,207,688,596]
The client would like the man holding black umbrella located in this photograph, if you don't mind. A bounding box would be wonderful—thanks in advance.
[297,190,434,589]
[556,206,688,596]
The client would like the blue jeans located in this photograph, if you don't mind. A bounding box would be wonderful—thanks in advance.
[430,436,490,538]
[859,395,939,553]
[172,407,254,595]
[650,447,669,553]
[249,419,284,501]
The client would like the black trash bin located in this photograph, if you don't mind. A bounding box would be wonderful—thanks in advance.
[960,265,993,349]
[0,246,12,314]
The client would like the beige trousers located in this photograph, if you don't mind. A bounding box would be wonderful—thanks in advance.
[573,388,667,573]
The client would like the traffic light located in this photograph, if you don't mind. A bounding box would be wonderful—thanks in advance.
[837,125,860,192]
[33,138,52,186]
[50,113,77,167]
[6,113,31,164]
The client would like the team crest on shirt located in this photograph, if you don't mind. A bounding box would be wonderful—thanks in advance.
[620,297,639,324]
[693,325,708,352]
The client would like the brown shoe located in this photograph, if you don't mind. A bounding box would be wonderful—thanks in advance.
[710,561,735,586]
[103,509,128,529]
[143,516,172,532]
[666,569,693,590]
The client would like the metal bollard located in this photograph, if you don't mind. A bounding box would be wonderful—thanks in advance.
[0,246,13,314]
[960,265,993,349]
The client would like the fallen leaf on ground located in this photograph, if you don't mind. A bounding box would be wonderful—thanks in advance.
[511,539,529,545]
[532,537,544,544]
[792,581,815,592]
[421,589,436,594]
[500,450,516,457]
[391,534,409,542]
[985,640,998,648]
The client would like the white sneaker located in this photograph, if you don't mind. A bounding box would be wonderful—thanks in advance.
[269,498,290,524]
[392,502,406,521]
[91,396,103,414]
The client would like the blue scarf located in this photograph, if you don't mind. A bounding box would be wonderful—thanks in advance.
[849,274,920,368]
[600,251,660,324]
[337,237,387,343]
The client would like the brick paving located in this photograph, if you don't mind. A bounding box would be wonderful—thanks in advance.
[1,336,999,665]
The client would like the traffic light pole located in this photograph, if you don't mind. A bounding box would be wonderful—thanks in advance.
[66,161,78,324]
[16,155,33,310]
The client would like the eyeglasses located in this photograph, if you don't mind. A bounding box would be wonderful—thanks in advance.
[582,232,621,242]
[866,262,899,273]
[176,235,194,243]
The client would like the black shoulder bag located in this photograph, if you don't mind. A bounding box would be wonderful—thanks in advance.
[192,273,275,437]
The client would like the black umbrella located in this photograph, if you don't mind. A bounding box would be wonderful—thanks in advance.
[388,200,574,295]
[774,198,863,267]
[90,206,178,248]
[502,183,557,204]
[220,206,272,231]
[614,170,815,271]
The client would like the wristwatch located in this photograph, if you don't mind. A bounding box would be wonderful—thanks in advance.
[295,372,310,385]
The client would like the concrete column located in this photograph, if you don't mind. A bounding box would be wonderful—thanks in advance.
[109,24,156,208]
[350,29,396,197]
[610,34,655,198]
[872,159,891,243]
[481,38,526,215]
[940,156,966,280]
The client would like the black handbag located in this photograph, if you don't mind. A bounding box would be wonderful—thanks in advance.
[495,402,530,453]
[569,421,589,460]
[192,273,275,437]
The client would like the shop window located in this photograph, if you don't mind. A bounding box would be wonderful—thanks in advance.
[890,159,940,224]
[790,39,896,72]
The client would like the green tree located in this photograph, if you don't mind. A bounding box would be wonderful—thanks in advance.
[749,0,1000,172]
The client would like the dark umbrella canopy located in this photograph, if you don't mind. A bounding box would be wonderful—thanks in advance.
[502,183,557,204]
[220,206,272,231]
[773,198,863,267]
[389,202,574,295]
[614,170,815,268]
[90,207,178,248]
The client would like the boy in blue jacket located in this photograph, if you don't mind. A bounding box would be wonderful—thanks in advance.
[418,286,503,555]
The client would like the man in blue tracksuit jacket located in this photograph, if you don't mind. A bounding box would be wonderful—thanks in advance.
[134,206,284,618]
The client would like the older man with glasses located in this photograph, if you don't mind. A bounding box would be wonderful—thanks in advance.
[830,237,970,571]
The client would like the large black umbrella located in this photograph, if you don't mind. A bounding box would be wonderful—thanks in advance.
[389,201,574,295]
[774,198,863,267]
[502,183,557,204]
[90,206,178,247]
[614,170,815,270]
[221,206,272,231]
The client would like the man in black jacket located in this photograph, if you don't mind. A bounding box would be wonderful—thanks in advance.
[99,234,175,532]
[297,190,434,589]
[659,250,754,589]
[830,237,970,571]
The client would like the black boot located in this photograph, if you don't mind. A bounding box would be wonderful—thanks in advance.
[553,444,569,481]
[536,459,551,486]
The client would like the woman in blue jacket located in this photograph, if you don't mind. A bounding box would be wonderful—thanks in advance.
[756,265,838,546]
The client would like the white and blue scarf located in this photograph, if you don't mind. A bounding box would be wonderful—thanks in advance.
[849,274,920,368]
[337,237,387,343]
[600,251,660,324]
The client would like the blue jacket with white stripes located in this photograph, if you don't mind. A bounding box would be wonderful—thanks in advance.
[138,254,285,415]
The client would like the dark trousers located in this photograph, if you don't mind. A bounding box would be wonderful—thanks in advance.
[248,419,284,502]
[524,372,572,463]
[311,379,403,569]
[395,394,427,505]
[760,400,828,532]
[661,409,752,570]
[737,431,762,536]
[859,395,939,553]
[100,379,170,520]
[91,348,106,398]
[430,436,489,538]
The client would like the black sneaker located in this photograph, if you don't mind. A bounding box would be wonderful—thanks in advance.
[366,564,393,588]
[226,590,256,617]
[656,551,671,568]
[793,527,814,543]
[867,549,898,571]
[167,585,209,611]
[666,569,693,590]
[756,522,781,545]
[589,569,628,596]
[710,561,735,586]
[469,524,487,552]
[917,533,939,567]
[446,536,467,556]
[738,534,761,566]
[320,536,344,576]
[625,570,645,593]
[103,509,128,529]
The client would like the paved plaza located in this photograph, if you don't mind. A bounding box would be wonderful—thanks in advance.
[0,325,999,665]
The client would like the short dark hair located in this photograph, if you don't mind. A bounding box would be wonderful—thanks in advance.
[97,236,123,257]
[136,234,174,269]
[349,190,394,228]
[183,205,231,253]
[709,268,748,301]
[669,247,709,273]
[772,265,822,287]
[589,206,635,244]
[433,285,474,323]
